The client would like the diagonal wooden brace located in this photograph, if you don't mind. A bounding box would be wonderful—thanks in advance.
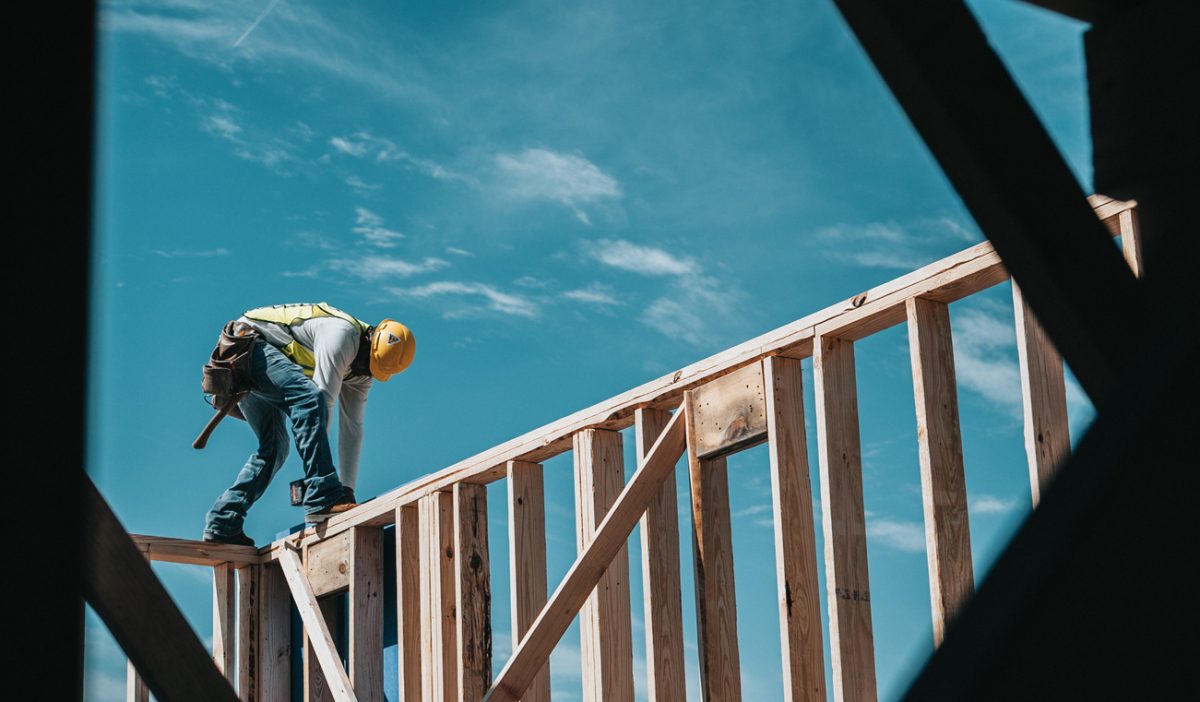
[277,546,360,702]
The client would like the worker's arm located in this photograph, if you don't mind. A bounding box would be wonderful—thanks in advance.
[337,378,370,491]
[307,318,368,491]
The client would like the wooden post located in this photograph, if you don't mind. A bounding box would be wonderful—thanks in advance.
[350,528,385,701]
[237,564,260,702]
[573,428,635,702]
[397,506,422,702]
[214,562,237,682]
[126,660,149,702]
[507,461,551,702]
[455,483,493,702]
[635,409,687,702]
[1013,282,1072,507]
[813,335,877,702]
[685,400,742,702]
[420,492,458,702]
[1119,207,1143,277]
[763,356,826,701]
[906,298,975,645]
[278,547,357,702]
[304,597,343,702]
[258,563,292,702]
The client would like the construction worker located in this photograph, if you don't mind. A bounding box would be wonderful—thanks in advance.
[202,302,415,546]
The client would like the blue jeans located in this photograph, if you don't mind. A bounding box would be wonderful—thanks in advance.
[204,340,345,536]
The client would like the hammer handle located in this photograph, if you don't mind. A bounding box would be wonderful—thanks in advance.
[192,394,243,450]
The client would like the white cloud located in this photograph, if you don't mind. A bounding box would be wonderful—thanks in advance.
[445,247,473,257]
[562,284,620,307]
[514,276,550,289]
[494,149,621,223]
[329,256,448,281]
[587,239,697,277]
[154,248,230,258]
[391,281,539,318]
[352,207,404,247]
[641,297,707,346]
[345,175,382,191]
[204,114,241,140]
[732,503,771,519]
[971,494,1020,515]
[951,305,1022,415]
[867,517,926,553]
[816,217,980,271]
[329,132,467,183]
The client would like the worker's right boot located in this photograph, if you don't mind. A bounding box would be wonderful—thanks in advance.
[203,530,255,547]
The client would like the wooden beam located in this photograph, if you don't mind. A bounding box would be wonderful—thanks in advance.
[420,492,458,702]
[396,506,422,702]
[813,336,877,702]
[127,660,149,702]
[1118,207,1143,278]
[307,531,353,598]
[214,563,237,682]
[455,483,493,702]
[635,409,687,702]
[237,565,260,702]
[573,429,635,702]
[1013,283,1071,508]
[507,461,551,702]
[259,198,1134,557]
[350,528,384,701]
[130,534,261,567]
[689,363,768,459]
[763,357,825,702]
[485,407,687,702]
[829,0,1142,405]
[257,563,291,702]
[906,298,974,646]
[685,400,742,702]
[305,596,342,702]
[278,547,358,702]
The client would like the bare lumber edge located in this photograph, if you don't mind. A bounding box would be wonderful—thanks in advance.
[350,528,384,702]
[82,474,240,702]
[127,660,149,702]
[131,534,262,567]
[635,409,687,702]
[1118,207,1143,278]
[508,461,551,702]
[260,199,1134,556]
[237,565,260,702]
[574,429,635,702]
[214,563,236,681]
[455,483,493,701]
[685,398,742,702]
[484,406,687,702]
[814,336,877,702]
[277,547,358,702]
[764,356,825,702]
[306,597,341,702]
[395,506,422,702]
[907,298,974,646]
[420,492,459,702]
[258,563,291,702]
[1013,283,1071,508]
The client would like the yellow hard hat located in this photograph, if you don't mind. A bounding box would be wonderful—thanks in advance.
[369,319,415,381]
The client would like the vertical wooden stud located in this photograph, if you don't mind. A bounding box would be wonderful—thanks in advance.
[237,564,260,702]
[684,396,742,702]
[455,483,492,702]
[906,298,974,645]
[1119,207,1143,277]
[764,357,826,701]
[813,335,877,702]
[214,562,237,682]
[397,506,422,702]
[126,660,149,702]
[508,461,551,702]
[257,563,291,702]
[573,429,635,702]
[304,596,342,702]
[635,408,687,702]
[420,492,458,702]
[350,528,384,701]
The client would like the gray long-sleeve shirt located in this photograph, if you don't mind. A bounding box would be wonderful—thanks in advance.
[239,315,372,490]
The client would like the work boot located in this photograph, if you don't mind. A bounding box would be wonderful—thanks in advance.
[307,497,358,519]
[203,530,255,547]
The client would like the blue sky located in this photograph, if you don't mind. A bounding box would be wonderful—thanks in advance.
[85,1,1098,700]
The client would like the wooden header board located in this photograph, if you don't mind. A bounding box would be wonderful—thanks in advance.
[688,362,768,459]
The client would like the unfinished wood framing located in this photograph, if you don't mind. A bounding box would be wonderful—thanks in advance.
[1119,207,1143,276]
[1013,283,1072,507]
[689,362,768,459]
[455,483,493,702]
[685,397,742,702]
[507,461,551,702]
[214,563,237,682]
[306,596,343,702]
[307,531,353,598]
[635,408,687,702]
[763,356,825,702]
[814,336,877,702]
[257,563,292,702]
[906,298,974,646]
[420,491,458,702]
[573,428,635,702]
[396,506,422,702]
[237,565,260,702]
[127,661,148,702]
[350,528,384,702]
[131,534,262,567]
[278,547,357,702]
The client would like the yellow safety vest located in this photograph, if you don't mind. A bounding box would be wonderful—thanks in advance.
[242,302,371,379]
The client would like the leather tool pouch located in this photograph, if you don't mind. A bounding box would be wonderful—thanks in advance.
[201,320,260,398]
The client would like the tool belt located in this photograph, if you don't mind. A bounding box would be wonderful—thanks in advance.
[201,320,260,398]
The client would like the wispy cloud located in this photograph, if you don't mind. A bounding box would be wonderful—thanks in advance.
[587,239,697,277]
[329,132,467,183]
[352,207,404,247]
[198,102,299,173]
[494,149,621,224]
[445,247,473,257]
[951,305,1022,415]
[867,516,926,553]
[154,247,231,258]
[390,281,539,319]
[345,175,381,192]
[329,255,448,281]
[816,217,980,271]
[971,494,1021,515]
[232,0,284,48]
[562,284,620,307]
